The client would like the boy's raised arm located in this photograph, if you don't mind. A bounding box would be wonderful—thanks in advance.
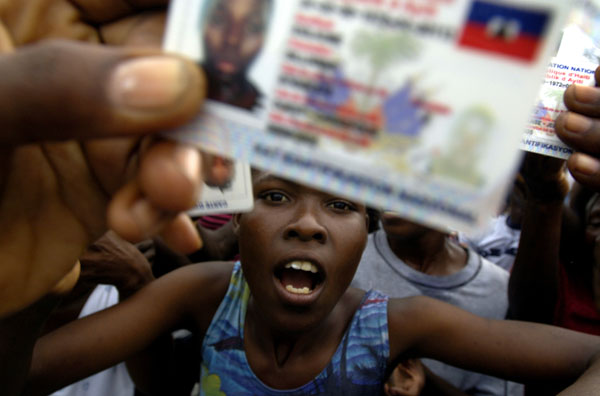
[388,296,600,394]
[19,263,230,396]
[124,262,232,395]
[0,295,63,396]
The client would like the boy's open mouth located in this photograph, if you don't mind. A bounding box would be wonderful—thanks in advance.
[275,260,324,295]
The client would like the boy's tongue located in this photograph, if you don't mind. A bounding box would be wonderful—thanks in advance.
[280,268,313,289]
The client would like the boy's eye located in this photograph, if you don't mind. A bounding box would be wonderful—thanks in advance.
[261,192,289,203]
[327,201,355,211]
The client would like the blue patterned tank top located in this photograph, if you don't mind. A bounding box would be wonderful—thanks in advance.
[200,262,389,395]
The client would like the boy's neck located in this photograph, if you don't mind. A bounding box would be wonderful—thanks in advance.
[245,297,341,366]
[386,231,467,276]
[243,289,364,387]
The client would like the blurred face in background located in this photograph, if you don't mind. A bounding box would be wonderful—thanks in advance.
[380,211,430,241]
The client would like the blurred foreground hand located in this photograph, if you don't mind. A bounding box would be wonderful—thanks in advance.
[0,0,208,316]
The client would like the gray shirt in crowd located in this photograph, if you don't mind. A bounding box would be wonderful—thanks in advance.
[351,229,523,396]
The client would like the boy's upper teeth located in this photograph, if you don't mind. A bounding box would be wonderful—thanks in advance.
[285,261,318,273]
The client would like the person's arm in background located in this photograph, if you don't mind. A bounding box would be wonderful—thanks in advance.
[555,67,600,318]
[508,153,569,323]
[151,219,239,278]
[41,231,155,337]
[77,231,155,301]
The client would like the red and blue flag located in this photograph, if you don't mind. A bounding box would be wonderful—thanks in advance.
[457,0,551,62]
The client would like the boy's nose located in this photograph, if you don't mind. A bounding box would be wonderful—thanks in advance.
[283,207,327,243]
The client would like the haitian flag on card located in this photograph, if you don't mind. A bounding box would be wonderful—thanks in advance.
[458,0,551,62]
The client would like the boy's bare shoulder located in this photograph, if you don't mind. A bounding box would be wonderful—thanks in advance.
[163,261,234,300]
[180,260,236,280]
[165,261,235,330]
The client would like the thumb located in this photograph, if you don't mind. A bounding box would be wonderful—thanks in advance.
[0,21,14,53]
[0,39,205,145]
[49,261,81,297]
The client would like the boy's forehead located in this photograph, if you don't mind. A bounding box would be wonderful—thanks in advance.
[251,171,314,191]
[251,172,310,193]
[252,171,287,184]
[251,171,366,207]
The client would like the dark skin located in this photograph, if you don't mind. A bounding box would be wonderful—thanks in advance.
[505,178,526,229]
[556,68,600,192]
[382,213,468,276]
[41,231,155,336]
[508,69,600,392]
[236,174,368,382]
[496,72,600,322]
[10,175,600,396]
[0,0,214,317]
[508,142,599,325]
[507,153,600,396]
[385,359,425,396]
[380,213,470,396]
[510,65,600,318]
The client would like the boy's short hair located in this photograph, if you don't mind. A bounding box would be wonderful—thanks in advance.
[200,0,274,32]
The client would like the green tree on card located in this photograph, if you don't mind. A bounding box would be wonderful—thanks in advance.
[352,30,420,110]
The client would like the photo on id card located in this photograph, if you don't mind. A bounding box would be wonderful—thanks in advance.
[190,158,254,217]
[165,0,571,233]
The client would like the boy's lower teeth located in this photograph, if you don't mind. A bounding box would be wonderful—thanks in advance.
[285,285,311,294]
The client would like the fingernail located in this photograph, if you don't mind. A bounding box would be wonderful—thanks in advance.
[108,56,190,110]
[564,113,593,134]
[574,84,600,104]
[572,153,600,175]
[130,199,167,237]
[174,145,201,182]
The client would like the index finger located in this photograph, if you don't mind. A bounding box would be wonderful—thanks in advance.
[68,0,169,24]
[561,66,600,118]
[0,1,169,46]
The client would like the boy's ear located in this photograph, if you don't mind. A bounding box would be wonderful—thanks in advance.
[232,213,242,236]
[384,359,425,396]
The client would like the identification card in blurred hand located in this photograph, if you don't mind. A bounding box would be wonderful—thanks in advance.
[165,0,571,232]
[520,57,597,159]
[190,159,254,217]
[520,11,600,159]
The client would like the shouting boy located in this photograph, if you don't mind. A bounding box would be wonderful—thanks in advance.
[7,171,600,396]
